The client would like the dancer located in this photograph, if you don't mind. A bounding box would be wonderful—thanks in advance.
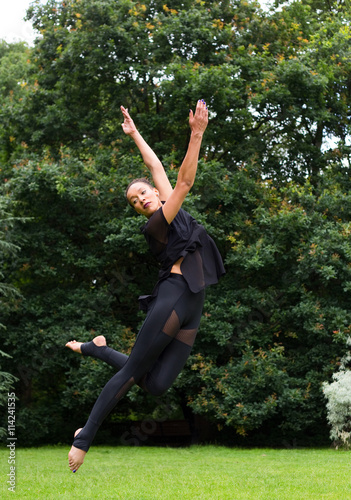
[66,100,225,472]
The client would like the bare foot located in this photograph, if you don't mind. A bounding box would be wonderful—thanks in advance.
[65,340,83,353]
[65,335,107,353]
[68,428,86,472]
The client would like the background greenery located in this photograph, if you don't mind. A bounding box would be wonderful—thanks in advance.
[0,0,351,446]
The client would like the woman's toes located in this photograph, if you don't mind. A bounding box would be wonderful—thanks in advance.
[65,341,83,353]
[68,445,86,472]
[68,429,86,472]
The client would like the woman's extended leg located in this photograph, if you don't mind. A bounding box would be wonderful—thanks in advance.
[68,275,204,470]
[141,293,204,396]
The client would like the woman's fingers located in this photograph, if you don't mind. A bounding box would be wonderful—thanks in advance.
[120,105,132,120]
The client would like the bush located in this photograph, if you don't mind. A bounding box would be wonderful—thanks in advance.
[323,344,351,449]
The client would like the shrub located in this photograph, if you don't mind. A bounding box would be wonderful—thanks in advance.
[323,345,351,449]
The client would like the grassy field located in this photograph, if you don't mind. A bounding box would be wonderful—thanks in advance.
[1,445,350,499]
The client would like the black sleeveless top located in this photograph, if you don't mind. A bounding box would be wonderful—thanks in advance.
[138,205,225,310]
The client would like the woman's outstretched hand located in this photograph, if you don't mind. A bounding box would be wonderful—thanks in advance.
[189,99,208,136]
[120,105,137,135]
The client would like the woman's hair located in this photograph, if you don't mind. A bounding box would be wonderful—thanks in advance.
[125,177,154,205]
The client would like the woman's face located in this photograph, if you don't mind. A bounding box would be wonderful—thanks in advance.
[127,181,162,217]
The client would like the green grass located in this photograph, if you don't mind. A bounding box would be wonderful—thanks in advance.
[1,445,350,499]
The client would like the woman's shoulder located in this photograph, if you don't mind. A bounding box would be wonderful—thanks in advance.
[173,207,197,224]
[142,206,170,245]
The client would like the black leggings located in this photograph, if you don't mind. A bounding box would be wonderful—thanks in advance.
[73,274,205,452]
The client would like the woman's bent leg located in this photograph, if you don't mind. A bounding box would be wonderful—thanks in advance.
[142,287,205,396]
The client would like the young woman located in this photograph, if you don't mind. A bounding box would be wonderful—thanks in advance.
[66,100,225,472]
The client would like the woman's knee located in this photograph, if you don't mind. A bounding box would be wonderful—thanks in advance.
[146,380,170,397]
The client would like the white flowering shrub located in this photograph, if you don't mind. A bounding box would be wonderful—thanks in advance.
[323,347,351,448]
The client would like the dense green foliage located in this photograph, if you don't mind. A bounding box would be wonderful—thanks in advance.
[0,195,20,436]
[0,0,351,446]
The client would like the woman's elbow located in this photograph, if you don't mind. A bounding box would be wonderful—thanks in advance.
[178,179,194,192]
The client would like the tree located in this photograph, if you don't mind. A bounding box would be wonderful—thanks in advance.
[0,150,150,444]
[0,40,32,163]
[0,195,20,437]
[1,0,351,445]
[7,0,344,185]
[184,168,351,441]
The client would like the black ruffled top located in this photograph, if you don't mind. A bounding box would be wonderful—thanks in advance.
[138,206,225,310]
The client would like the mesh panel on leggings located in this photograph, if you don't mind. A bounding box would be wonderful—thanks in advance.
[175,328,197,347]
[114,377,135,401]
[162,309,180,338]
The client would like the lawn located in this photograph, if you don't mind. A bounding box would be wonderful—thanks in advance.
[1,445,350,499]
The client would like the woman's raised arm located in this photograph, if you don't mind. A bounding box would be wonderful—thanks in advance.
[120,106,173,201]
[162,100,208,224]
